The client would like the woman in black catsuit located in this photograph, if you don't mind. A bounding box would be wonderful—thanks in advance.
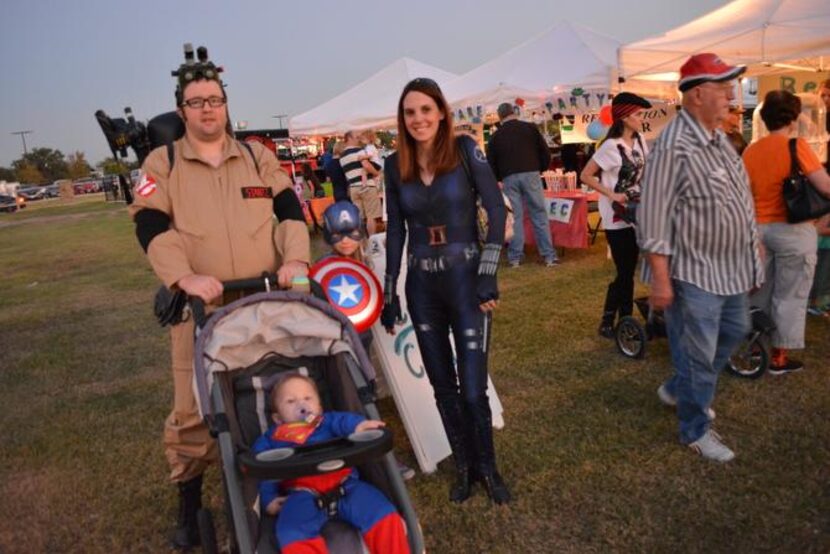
[380,78,511,504]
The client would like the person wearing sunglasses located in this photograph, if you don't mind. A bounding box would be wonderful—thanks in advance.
[128,44,310,549]
[381,77,512,505]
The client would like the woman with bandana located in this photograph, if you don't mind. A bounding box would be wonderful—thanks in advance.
[581,92,652,338]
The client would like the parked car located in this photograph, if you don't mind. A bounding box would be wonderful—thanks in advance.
[43,184,60,198]
[17,186,47,201]
[73,180,101,194]
[0,194,25,213]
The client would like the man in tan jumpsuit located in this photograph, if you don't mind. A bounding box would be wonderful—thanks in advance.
[129,47,310,549]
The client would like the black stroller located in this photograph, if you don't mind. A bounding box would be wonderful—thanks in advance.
[190,277,424,553]
[614,297,775,379]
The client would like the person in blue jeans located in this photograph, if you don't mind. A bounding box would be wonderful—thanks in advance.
[486,103,558,267]
[637,53,763,462]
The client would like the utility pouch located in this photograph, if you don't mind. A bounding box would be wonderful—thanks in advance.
[153,285,189,327]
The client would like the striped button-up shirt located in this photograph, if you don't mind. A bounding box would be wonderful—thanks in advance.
[637,109,763,295]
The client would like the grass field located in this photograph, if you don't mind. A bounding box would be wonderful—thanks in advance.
[0,198,828,553]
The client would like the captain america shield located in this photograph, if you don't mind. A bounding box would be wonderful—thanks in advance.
[309,257,382,332]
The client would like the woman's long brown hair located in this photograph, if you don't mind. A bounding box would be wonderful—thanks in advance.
[396,78,458,182]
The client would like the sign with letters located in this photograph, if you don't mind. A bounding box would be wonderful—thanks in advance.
[547,198,574,223]
[758,72,830,99]
[560,102,674,144]
[365,234,505,474]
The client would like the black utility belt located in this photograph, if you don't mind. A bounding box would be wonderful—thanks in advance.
[408,246,478,273]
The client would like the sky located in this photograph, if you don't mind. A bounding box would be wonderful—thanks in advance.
[0,0,729,168]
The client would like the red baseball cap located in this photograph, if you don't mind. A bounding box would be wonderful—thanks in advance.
[678,53,746,92]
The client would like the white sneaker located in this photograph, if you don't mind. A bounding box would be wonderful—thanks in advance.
[688,430,735,462]
[657,384,676,407]
[657,384,716,420]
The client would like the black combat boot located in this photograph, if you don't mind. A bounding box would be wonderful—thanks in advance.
[480,469,512,505]
[471,408,512,505]
[171,474,202,550]
[436,402,474,503]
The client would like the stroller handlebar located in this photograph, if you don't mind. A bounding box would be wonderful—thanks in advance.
[221,273,280,293]
[191,272,308,327]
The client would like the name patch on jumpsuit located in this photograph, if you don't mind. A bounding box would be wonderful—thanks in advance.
[241,186,273,199]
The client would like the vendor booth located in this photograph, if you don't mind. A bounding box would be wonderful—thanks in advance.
[618,0,830,93]
[522,189,601,250]
[443,20,620,113]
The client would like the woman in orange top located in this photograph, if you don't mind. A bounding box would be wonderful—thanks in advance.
[742,90,830,373]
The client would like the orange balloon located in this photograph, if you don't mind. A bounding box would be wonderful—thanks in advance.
[599,105,613,126]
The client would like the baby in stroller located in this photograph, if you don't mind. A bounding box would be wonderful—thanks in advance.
[253,374,410,554]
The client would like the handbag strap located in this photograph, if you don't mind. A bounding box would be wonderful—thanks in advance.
[457,136,474,190]
[788,138,801,177]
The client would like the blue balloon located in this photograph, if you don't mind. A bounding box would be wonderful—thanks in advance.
[586,120,607,141]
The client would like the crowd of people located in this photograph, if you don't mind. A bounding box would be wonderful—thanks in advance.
[129,44,830,550]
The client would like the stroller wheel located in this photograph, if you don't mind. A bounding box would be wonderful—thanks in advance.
[197,508,219,554]
[726,335,768,379]
[615,316,646,359]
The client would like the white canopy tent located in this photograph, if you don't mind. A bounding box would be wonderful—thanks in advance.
[443,20,621,111]
[618,0,830,90]
[289,57,457,136]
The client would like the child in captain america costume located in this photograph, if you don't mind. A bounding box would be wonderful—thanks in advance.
[320,200,366,262]
[315,201,418,482]
[253,374,409,554]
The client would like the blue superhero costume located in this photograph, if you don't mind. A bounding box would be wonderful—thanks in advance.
[253,412,408,554]
[382,135,509,501]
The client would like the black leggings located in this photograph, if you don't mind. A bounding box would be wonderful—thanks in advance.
[602,227,639,321]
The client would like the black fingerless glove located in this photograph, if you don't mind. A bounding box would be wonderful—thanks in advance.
[477,274,499,303]
[381,274,402,331]
[381,295,402,331]
[476,243,501,303]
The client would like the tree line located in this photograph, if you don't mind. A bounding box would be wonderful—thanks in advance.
[0,148,138,185]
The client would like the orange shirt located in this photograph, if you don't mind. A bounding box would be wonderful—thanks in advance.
[743,135,822,223]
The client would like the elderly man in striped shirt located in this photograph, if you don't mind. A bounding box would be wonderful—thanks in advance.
[637,53,764,462]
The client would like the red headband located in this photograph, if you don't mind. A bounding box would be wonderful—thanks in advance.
[612,104,643,123]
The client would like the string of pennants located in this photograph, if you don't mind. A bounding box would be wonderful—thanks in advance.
[454,88,617,124]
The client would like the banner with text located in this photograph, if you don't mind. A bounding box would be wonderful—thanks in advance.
[560,102,674,144]
[758,72,830,100]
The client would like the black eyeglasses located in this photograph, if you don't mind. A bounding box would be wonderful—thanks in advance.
[181,96,226,109]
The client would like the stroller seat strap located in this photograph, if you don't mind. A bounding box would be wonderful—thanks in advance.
[288,484,347,518]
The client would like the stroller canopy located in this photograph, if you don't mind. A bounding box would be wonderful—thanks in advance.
[193,291,376,417]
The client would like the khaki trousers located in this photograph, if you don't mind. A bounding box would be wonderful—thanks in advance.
[349,184,382,220]
[164,319,218,482]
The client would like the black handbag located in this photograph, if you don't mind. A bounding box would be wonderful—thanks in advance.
[782,138,830,223]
